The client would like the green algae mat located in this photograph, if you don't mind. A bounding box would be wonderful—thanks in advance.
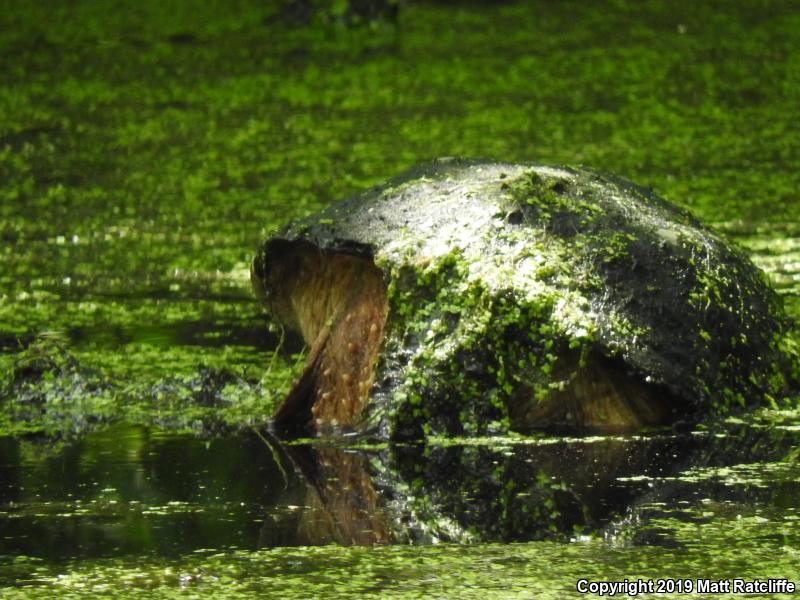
[1,0,799,597]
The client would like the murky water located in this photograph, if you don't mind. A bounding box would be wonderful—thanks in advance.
[2,414,800,597]
[2,0,800,596]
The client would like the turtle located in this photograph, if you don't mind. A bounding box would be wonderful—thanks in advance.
[252,158,795,439]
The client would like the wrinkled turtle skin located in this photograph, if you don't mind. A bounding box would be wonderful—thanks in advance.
[252,159,795,439]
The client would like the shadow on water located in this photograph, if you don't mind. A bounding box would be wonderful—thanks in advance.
[1,413,798,575]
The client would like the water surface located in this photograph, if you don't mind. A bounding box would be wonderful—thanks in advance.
[2,413,799,597]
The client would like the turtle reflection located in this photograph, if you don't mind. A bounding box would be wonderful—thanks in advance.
[258,443,390,547]
[256,431,697,546]
[1,421,798,563]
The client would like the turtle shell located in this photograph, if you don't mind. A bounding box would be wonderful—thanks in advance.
[252,159,793,439]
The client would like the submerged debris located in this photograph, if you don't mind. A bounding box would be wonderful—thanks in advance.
[0,339,284,438]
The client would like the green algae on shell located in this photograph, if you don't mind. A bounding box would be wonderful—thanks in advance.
[252,159,795,439]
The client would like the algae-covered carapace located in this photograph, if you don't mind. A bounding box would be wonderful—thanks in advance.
[252,159,795,439]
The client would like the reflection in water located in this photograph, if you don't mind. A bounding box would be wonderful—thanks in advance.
[259,445,390,547]
[1,416,798,564]
[265,436,679,546]
[0,426,289,560]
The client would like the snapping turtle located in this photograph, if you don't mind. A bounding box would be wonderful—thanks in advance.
[252,159,794,439]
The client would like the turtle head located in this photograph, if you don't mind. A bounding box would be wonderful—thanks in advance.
[252,238,389,432]
[251,239,307,335]
[252,239,382,346]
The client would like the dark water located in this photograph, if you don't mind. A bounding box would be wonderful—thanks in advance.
[2,414,799,595]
